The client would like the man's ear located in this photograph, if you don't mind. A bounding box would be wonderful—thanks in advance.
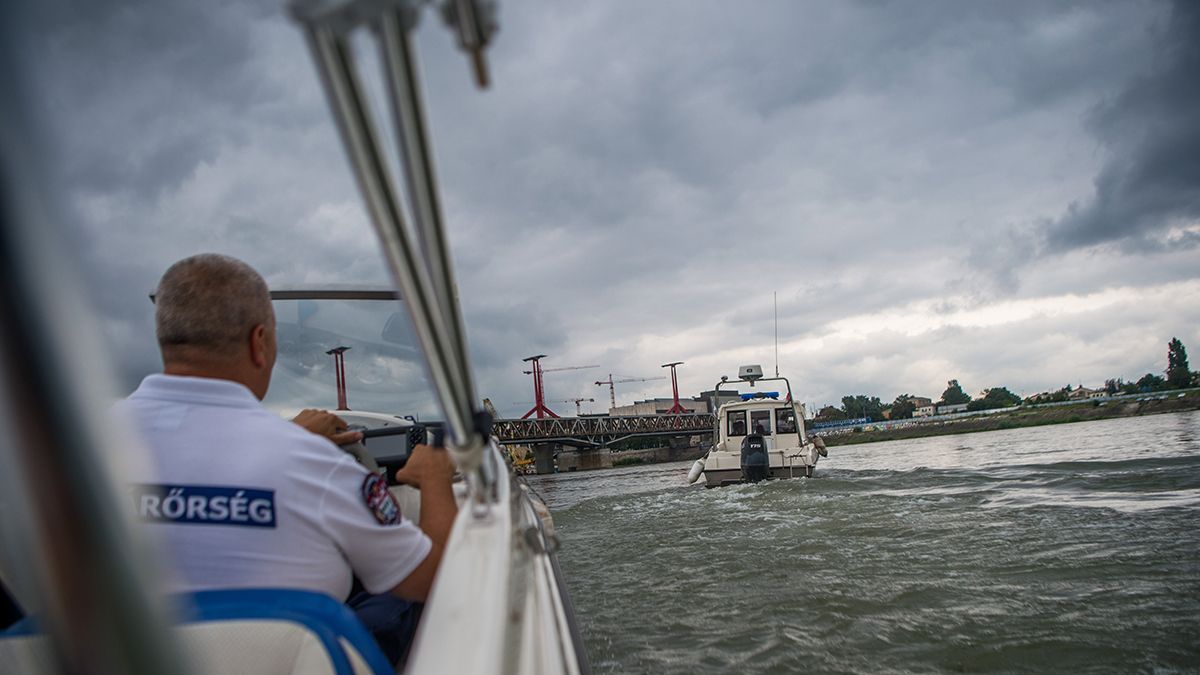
[249,324,270,369]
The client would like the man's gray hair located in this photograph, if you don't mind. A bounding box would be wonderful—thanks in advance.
[154,254,272,353]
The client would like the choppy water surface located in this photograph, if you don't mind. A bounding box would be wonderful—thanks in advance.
[530,412,1200,673]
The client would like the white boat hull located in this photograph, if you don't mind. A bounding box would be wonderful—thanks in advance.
[701,463,815,487]
[699,445,823,488]
[406,444,586,674]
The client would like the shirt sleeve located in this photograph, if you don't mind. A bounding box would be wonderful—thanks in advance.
[317,456,433,595]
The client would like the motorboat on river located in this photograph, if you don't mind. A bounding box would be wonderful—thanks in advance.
[687,365,827,487]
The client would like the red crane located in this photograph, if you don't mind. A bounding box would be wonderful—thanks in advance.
[520,355,597,419]
[594,374,667,409]
[661,361,689,414]
[326,346,351,411]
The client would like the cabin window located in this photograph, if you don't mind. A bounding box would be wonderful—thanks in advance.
[775,407,797,434]
[750,410,772,436]
[727,410,746,436]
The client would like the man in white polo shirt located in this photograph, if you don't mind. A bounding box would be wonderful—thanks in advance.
[118,253,456,665]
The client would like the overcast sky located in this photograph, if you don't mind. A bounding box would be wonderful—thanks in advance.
[13,0,1200,418]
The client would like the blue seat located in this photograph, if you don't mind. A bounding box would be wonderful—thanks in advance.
[2,588,394,675]
[180,589,395,675]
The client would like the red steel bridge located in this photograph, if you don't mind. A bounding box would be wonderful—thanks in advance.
[492,412,716,447]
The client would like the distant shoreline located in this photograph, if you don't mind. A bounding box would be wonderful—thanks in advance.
[820,392,1200,447]
[543,392,1200,474]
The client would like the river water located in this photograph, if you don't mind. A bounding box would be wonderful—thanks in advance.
[529,411,1200,674]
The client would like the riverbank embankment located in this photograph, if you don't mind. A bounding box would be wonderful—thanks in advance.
[823,391,1200,447]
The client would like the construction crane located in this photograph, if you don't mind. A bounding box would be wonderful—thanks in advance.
[594,374,667,409]
[520,355,598,419]
[661,361,689,414]
[562,397,595,416]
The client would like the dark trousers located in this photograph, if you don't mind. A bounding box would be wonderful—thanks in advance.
[347,591,423,667]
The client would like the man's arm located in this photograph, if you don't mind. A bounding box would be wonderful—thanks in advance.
[388,444,458,601]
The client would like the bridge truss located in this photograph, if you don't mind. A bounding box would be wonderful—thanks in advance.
[492,413,716,447]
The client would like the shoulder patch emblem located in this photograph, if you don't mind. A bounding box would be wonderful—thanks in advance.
[361,473,402,526]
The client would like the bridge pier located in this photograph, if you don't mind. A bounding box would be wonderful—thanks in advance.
[533,443,557,475]
[557,448,611,472]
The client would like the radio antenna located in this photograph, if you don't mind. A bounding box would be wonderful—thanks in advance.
[774,292,779,377]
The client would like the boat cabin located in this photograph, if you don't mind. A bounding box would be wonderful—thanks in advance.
[717,393,806,453]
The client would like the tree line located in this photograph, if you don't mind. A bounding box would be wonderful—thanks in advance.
[816,337,1195,423]
[1037,337,1195,402]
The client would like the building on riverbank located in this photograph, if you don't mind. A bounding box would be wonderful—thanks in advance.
[1068,386,1106,400]
[609,397,705,416]
[912,399,966,416]
[609,389,740,416]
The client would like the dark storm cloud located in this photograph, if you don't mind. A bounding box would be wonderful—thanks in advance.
[431,0,1169,318]
[12,0,376,394]
[28,0,269,200]
[12,0,1198,411]
[1045,0,1200,252]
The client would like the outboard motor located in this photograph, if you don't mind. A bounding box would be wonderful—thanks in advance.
[740,426,769,483]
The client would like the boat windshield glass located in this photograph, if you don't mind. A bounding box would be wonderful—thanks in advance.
[775,407,797,434]
[726,410,746,437]
[750,410,771,436]
[263,297,437,420]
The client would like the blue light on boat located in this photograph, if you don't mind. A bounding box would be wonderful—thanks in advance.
[740,392,780,400]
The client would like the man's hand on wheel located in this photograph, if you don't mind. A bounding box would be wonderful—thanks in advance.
[394,444,456,489]
[292,408,362,445]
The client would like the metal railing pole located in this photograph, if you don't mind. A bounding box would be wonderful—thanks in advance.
[300,24,487,471]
